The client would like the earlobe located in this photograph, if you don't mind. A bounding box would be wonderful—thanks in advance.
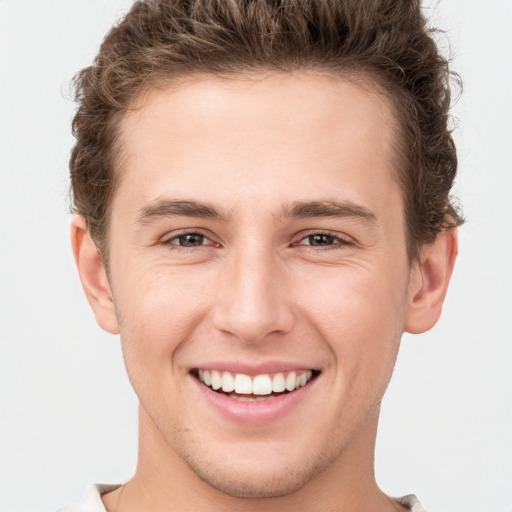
[404,229,459,334]
[70,216,119,335]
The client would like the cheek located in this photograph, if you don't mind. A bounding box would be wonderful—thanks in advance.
[113,269,214,427]
[297,263,408,371]
[298,266,408,433]
[113,264,211,376]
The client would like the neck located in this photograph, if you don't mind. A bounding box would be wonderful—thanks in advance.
[103,405,401,512]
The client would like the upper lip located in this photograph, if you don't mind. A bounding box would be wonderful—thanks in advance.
[191,361,319,376]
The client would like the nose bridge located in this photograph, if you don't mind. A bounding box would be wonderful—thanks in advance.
[213,241,293,343]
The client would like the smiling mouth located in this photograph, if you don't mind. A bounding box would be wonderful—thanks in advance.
[192,369,320,401]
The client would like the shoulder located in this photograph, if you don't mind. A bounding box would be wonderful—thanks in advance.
[394,494,428,512]
[55,484,121,512]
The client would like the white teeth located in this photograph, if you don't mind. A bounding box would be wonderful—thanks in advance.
[211,370,222,390]
[285,371,297,391]
[198,369,315,395]
[234,373,253,394]
[221,371,235,392]
[272,373,286,392]
[252,375,272,395]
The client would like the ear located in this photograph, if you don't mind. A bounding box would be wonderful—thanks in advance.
[404,229,458,334]
[70,216,119,334]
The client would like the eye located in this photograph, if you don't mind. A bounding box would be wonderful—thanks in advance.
[173,233,207,247]
[162,231,214,248]
[300,234,337,247]
[296,232,351,248]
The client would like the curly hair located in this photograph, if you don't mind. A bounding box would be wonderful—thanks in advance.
[70,0,463,262]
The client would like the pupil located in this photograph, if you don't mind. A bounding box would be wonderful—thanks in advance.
[310,234,334,246]
[179,233,204,247]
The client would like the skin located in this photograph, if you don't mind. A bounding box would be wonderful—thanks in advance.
[72,72,458,512]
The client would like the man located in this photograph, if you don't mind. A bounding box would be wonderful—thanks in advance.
[62,0,462,510]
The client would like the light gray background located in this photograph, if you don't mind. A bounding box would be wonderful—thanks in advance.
[0,1,510,511]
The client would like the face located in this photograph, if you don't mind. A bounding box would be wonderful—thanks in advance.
[104,72,414,497]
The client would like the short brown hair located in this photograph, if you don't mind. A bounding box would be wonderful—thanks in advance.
[70,0,463,261]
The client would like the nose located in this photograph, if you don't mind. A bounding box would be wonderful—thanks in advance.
[212,247,295,343]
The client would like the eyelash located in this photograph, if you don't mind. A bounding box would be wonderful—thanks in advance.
[160,229,353,251]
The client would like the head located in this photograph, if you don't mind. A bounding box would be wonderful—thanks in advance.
[70,0,461,503]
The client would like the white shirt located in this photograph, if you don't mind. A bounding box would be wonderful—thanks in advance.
[56,484,428,511]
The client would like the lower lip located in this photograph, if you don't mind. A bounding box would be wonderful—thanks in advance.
[190,374,318,425]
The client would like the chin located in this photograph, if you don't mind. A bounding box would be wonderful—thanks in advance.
[179,446,333,499]
[193,464,316,498]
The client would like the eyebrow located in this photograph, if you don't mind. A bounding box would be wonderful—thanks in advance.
[282,200,377,222]
[136,199,230,224]
[136,198,377,225]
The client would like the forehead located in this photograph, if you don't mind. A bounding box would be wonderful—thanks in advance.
[114,71,401,218]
